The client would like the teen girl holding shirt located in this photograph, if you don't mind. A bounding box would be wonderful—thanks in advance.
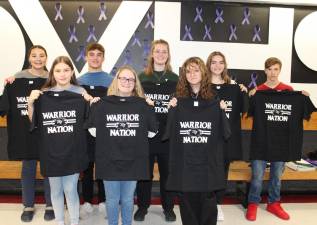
[28,56,92,225]
[167,57,228,225]
[1,45,54,222]
[206,51,247,221]
[135,39,178,222]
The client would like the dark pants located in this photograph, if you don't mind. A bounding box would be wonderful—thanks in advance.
[179,192,217,225]
[21,160,51,207]
[215,160,230,204]
[136,153,174,212]
[81,162,105,203]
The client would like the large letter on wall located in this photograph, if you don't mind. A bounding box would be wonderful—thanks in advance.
[9,0,151,74]
[0,6,25,91]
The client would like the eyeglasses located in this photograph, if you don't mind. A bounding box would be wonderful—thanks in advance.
[117,76,136,84]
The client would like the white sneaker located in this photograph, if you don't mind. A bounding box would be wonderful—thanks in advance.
[80,202,94,220]
[217,205,224,221]
[98,202,106,213]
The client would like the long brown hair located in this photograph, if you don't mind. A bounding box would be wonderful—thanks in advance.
[206,51,231,84]
[107,65,145,98]
[176,57,214,100]
[144,39,173,75]
[42,56,78,90]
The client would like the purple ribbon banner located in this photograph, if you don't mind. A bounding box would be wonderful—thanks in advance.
[99,2,107,21]
[86,25,97,42]
[203,24,212,41]
[182,24,193,41]
[241,7,250,25]
[68,25,78,43]
[144,11,154,29]
[194,6,203,23]
[76,46,85,62]
[248,72,258,88]
[131,32,142,47]
[214,7,224,24]
[123,49,132,65]
[252,24,262,42]
[54,2,63,21]
[229,24,238,41]
[143,39,150,57]
[77,6,85,24]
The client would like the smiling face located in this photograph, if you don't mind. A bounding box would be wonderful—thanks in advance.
[53,62,74,88]
[28,48,47,70]
[265,63,281,83]
[152,43,169,67]
[117,69,136,97]
[209,55,225,76]
[86,49,104,71]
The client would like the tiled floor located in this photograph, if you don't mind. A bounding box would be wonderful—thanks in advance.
[0,203,316,225]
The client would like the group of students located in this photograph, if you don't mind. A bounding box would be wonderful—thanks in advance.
[0,39,313,225]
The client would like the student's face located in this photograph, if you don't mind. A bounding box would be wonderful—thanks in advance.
[209,55,225,76]
[53,62,74,87]
[265,63,281,83]
[29,48,47,70]
[117,69,136,96]
[185,63,202,86]
[86,49,104,70]
[152,44,169,66]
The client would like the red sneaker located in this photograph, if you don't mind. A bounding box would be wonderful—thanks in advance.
[246,203,258,221]
[266,202,290,220]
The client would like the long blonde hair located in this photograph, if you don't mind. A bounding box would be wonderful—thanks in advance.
[107,65,145,98]
[144,39,173,75]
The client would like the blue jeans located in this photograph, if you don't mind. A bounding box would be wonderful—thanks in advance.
[248,160,285,204]
[104,181,137,225]
[21,160,51,207]
[49,173,79,225]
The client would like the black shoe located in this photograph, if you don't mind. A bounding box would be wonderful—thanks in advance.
[21,207,34,222]
[164,210,176,222]
[44,206,55,221]
[134,208,147,221]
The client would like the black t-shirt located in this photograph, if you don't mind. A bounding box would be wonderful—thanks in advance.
[81,85,108,98]
[142,80,177,154]
[31,91,89,177]
[211,84,248,160]
[163,97,231,192]
[0,78,46,160]
[81,85,108,161]
[85,96,158,180]
[248,90,316,161]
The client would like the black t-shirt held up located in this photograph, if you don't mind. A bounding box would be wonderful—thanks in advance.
[211,84,248,160]
[0,78,46,160]
[163,97,231,192]
[85,96,158,181]
[141,80,177,154]
[31,91,89,177]
[248,90,316,162]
